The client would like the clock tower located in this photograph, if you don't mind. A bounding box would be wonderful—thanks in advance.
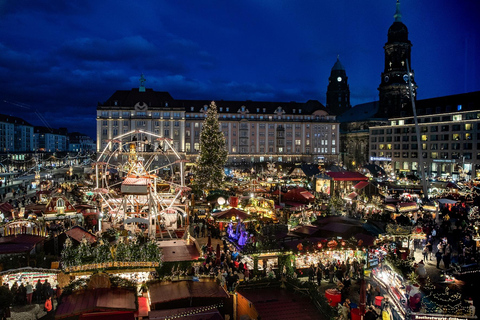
[378,0,417,118]
[327,56,351,115]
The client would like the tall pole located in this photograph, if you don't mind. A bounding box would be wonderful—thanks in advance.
[406,59,428,200]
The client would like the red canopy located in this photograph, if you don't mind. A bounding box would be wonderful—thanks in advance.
[282,187,314,203]
[211,208,249,220]
[354,181,369,190]
[326,171,368,181]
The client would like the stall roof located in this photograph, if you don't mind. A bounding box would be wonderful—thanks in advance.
[237,287,320,320]
[354,181,369,190]
[0,234,45,255]
[149,281,228,305]
[0,202,13,214]
[211,208,249,220]
[65,226,97,244]
[326,171,368,181]
[345,192,358,200]
[157,240,200,262]
[290,225,319,236]
[55,288,137,319]
[149,306,223,320]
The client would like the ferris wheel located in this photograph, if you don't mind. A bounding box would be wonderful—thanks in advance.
[95,129,189,238]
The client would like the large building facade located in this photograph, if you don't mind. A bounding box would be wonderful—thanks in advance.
[96,84,340,165]
[369,91,480,179]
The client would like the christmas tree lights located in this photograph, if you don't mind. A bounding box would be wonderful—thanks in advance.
[193,101,228,192]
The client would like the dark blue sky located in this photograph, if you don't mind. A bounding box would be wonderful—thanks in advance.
[0,0,478,139]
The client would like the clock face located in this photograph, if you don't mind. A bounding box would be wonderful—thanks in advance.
[384,76,389,83]
[337,77,342,82]
[403,74,409,82]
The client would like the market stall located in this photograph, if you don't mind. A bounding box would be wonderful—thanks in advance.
[371,264,408,320]
[294,247,367,271]
[0,267,60,288]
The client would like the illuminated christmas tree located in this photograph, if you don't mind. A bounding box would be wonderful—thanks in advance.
[194,101,227,192]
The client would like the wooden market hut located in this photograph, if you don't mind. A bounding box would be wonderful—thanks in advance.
[326,171,368,197]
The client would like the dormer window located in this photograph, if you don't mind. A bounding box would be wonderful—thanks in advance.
[293,109,296,113]
[299,109,302,114]
[263,108,266,113]
[220,107,223,111]
[257,108,259,112]
[191,107,194,111]
[56,198,65,215]
[226,107,229,112]
[242,106,245,111]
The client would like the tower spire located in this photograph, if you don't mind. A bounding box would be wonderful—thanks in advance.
[394,0,402,22]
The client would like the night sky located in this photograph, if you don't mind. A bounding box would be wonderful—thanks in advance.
[0,0,478,140]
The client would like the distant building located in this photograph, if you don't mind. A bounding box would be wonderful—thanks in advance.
[97,79,340,165]
[0,114,34,153]
[369,91,480,179]
[68,132,96,153]
[181,99,339,165]
[34,126,68,152]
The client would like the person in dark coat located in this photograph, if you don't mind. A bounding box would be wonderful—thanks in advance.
[364,306,378,320]
[435,250,443,269]
[308,265,315,282]
[316,266,323,286]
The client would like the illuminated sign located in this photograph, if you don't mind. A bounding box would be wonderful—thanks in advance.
[411,315,470,320]
[370,157,392,161]
[433,159,455,163]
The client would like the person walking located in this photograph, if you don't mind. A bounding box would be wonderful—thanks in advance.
[26,282,33,304]
[316,265,323,286]
[422,246,429,262]
[426,240,433,260]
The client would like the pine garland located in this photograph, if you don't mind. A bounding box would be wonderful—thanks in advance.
[60,236,163,270]
[193,101,228,192]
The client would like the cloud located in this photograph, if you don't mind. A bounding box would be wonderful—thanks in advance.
[60,36,157,62]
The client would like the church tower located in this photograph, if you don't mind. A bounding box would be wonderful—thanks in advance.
[378,0,417,118]
[326,56,351,115]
